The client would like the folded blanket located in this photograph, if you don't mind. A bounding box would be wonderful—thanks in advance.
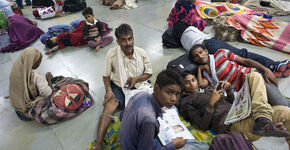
[227,14,290,54]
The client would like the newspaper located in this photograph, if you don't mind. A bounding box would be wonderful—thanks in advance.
[124,87,153,107]
[224,78,252,125]
[157,108,195,146]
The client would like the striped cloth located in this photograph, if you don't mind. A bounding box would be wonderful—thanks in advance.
[214,49,251,91]
[87,116,216,150]
[227,14,290,54]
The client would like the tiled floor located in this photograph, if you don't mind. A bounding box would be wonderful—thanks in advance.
[0,0,289,150]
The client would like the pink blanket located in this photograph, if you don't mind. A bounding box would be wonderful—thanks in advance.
[227,14,290,54]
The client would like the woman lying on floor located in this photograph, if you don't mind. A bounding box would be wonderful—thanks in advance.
[1,15,43,52]
[9,48,93,125]
[177,71,290,146]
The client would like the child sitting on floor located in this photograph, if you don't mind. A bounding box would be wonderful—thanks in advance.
[82,7,113,51]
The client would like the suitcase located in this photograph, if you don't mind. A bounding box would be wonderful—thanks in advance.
[166,53,198,74]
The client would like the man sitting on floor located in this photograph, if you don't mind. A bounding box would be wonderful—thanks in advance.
[94,24,153,150]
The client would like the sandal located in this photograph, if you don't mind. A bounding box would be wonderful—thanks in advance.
[252,118,290,137]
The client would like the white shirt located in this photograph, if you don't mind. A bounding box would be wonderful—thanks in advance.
[103,46,153,87]
[180,26,212,51]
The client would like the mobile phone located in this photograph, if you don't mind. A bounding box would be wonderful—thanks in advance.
[124,82,131,88]
[216,83,222,91]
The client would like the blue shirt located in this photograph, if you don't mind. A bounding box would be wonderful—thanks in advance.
[120,92,175,150]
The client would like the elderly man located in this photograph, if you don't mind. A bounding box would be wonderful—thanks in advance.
[94,24,153,150]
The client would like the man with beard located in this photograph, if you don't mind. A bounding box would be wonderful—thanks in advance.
[93,24,153,150]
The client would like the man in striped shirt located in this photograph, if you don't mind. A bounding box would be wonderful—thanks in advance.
[189,44,289,107]
[189,44,290,140]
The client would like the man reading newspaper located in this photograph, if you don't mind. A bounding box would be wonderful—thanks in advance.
[181,45,290,145]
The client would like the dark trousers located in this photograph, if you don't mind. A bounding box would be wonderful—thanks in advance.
[204,38,274,68]
[110,81,125,110]
[16,0,31,8]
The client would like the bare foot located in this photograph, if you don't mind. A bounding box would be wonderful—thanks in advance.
[99,0,103,4]
[11,3,16,8]
[274,122,286,131]
[95,45,101,51]
[92,143,103,150]
[45,50,53,55]
[32,21,38,26]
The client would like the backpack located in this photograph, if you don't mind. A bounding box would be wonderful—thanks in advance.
[63,0,87,12]
[32,0,55,8]
[166,53,197,74]
[162,27,182,48]
[210,132,256,150]
[53,84,85,111]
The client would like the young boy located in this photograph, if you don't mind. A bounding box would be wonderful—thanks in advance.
[120,69,186,150]
[82,7,113,51]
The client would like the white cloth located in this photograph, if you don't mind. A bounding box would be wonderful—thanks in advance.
[181,26,212,51]
[124,0,138,9]
[86,18,98,26]
[103,46,153,88]
[117,46,144,90]
[202,55,219,87]
[116,46,152,107]
[0,0,14,19]
[32,70,52,98]
[0,0,9,8]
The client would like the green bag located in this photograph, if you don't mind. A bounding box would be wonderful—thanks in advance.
[0,11,8,29]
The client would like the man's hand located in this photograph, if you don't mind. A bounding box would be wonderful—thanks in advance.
[103,90,116,104]
[172,137,186,149]
[198,64,210,74]
[126,77,137,89]
[45,49,53,55]
[209,84,222,107]
[219,81,231,91]
[45,72,53,82]
[264,68,278,86]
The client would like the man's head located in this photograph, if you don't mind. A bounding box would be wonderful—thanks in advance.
[82,7,94,24]
[189,44,209,65]
[115,24,134,56]
[153,69,183,108]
